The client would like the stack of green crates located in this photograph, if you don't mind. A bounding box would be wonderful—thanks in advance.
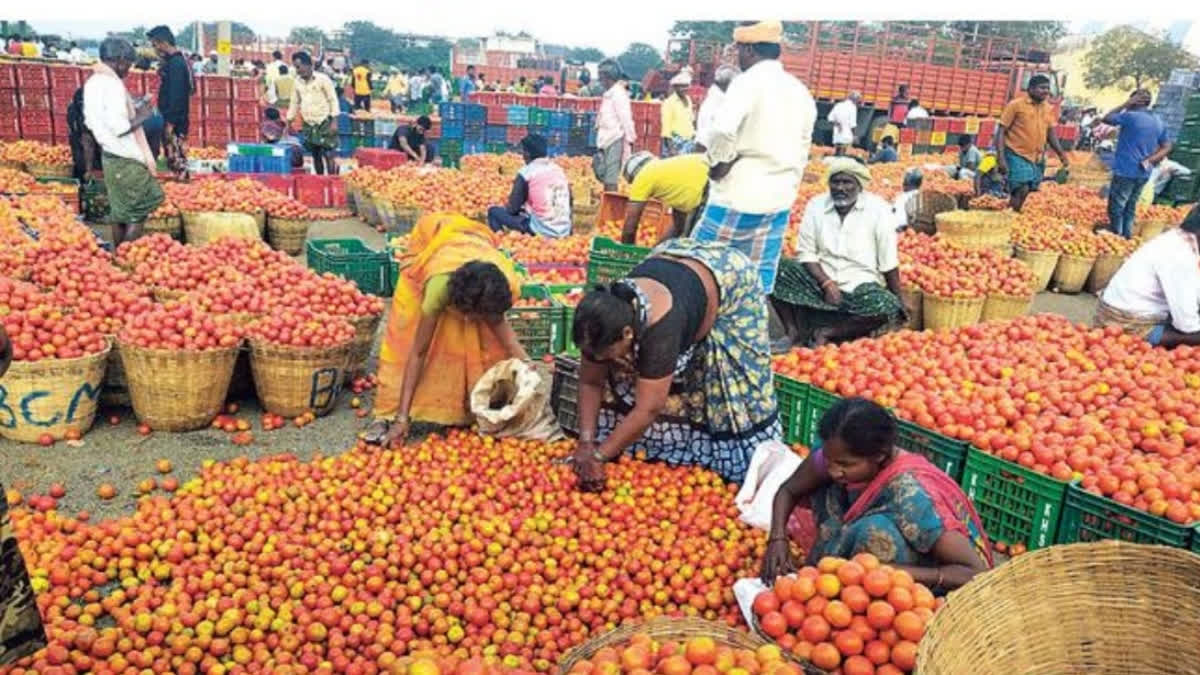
[585,237,651,286]
[306,238,392,296]
[547,284,585,356]
[506,285,565,358]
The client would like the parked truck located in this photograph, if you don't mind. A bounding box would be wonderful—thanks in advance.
[659,22,1069,149]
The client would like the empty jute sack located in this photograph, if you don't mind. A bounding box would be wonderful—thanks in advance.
[470,359,563,442]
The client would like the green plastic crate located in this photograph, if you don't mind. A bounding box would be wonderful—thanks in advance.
[1179,121,1200,146]
[1057,483,1193,549]
[547,284,585,356]
[1186,94,1200,118]
[895,419,969,481]
[1193,525,1200,554]
[774,375,810,445]
[485,141,509,154]
[960,448,1067,550]
[800,386,841,447]
[529,108,550,127]
[306,238,391,296]
[507,285,564,359]
[586,237,650,285]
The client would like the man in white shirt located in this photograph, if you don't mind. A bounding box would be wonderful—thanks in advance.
[694,64,738,152]
[905,99,929,123]
[828,91,861,155]
[694,20,816,294]
[893,169,923,231]
[1096,206,1200,348]
[83,38,164,245]
[772,158,906,347]
[266,50,286,81]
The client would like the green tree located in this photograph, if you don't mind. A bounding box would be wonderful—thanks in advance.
[287,26,327,46]
[1083,25,1199,90]
[341,21,451,71]
[615,42,663,81]
[176,22,256,52]
[566,47,604,62]
[947,21,1065,45]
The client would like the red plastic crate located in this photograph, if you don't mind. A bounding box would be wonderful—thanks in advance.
[506,125,526,144]
[536,95,558,109]
[0,63,15,88]
[426,120,441,139]
[294,175,329,207]
[200,76,233,100]
[354,148,408,170]
[0,118,19,141]
[232,101,261,124]
[204,101,232,119]
[50,89,75,110]
[233,78,259,101]
[253,174,294,196]
[19,107,52,127]
[328,177,346,206]
[0,90,18,112]
[15,64,49,88]
[486,105,507,125]
[631,101,658,122]
[495,93,516,106]
[203,120,232,145]
[18,90,51,110]
[21,132,52,145]
[48,66,82,92]
[144,71,161,95]
[232,122,259,142]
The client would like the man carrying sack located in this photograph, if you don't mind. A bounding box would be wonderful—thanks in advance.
[83,37,164,245]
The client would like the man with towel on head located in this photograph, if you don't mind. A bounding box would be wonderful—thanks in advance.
[661,69,696,156]
[771,158,906,347]
[692,20,817,295]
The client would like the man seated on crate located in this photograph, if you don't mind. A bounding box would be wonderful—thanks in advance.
[619,151,709,245]
[868,135,899,164]
[389,115,433,164]
[761,397,992,592]
[1095,205,1200,349]
[770,158,906,349]
[486,134,572,238]
[261,108,305,168]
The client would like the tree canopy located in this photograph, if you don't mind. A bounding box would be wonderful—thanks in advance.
[287,26,327,47]
[341,20,452,71]
[668,20,1066,49]
[615,43,663,81]
[1083,25,1199,90]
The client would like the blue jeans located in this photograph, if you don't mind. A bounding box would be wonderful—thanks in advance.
[1107,175,1149,239]
[486,206,532,235]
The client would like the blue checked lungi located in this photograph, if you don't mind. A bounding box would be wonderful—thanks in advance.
[1003,146,1045,190]
[691,203,790,293]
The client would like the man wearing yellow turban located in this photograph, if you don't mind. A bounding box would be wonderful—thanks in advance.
[692,21,817,295]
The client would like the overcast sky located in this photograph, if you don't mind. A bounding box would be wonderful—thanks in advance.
[20,2,1199,57]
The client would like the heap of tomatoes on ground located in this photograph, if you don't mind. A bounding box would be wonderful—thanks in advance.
[775,314,1200,525]
[6,432,769,674]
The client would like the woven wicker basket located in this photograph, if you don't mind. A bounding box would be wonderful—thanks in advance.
[1014,246,1060,291]
[934,210,1012,251]
[1052,253,1097,294]
[981,292,1034,322]
[559,618,777,673]
[393,205,422,235]
[25,162,74,179]
[917,540,1200,675]
[181,211,263,245]
[348,313,383,376]
[573,203,599,236]
[1133,220,1170,240]
[0,347,110,443]
[1087,253,1127,293]
[345,185,360,215]
[923,294,985,331]
[144,215,182,239]
[119,341,240,431]
[248,339,351,418]
[359,192,381,225]
[266,217,311,256]
[375,197,397,230]
[899,285,923,330]
[0,160,24,172]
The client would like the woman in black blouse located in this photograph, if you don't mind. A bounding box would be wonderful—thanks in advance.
[566,239,781,491]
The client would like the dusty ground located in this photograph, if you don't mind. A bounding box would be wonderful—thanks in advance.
[1,215,1100,521]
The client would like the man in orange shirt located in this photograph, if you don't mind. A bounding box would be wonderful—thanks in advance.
[996,74,1069,212]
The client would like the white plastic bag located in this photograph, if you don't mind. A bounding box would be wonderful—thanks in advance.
[734,440,803,531]
[733,577,770,629]
[470,359,563,441]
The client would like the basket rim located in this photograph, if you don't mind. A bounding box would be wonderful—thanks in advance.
[1013,244,1061,257]
[247,337,355,354]
[923,292,986,302]
[115,338,244,355]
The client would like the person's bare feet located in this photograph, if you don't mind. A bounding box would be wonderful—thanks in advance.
[361,419,389,445]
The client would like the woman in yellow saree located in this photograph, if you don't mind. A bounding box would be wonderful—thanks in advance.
[366,213,529,446]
